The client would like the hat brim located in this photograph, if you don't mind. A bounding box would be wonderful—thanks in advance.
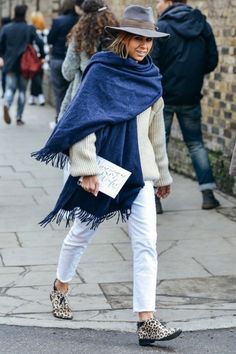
[105,26,169,38]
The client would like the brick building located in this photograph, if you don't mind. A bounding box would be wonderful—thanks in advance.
[0,0,235,194]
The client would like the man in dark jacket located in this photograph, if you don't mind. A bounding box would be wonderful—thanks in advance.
[152,0,220,212]
[0,5,45,125]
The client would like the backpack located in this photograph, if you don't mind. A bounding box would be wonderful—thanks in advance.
[20,44,42,79]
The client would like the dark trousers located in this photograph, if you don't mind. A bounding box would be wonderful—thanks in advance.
[30,69,44,96]
[49,58,69,121]
[164,103,216,191]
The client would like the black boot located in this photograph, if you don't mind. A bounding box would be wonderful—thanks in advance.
[202,189,220,210]
[155,195,163,214]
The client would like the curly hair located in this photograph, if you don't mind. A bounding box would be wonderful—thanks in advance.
[68,7,118,57]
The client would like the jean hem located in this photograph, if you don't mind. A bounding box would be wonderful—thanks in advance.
[133,308,156,313]
[56,273,73,283]
[199,183,216,191]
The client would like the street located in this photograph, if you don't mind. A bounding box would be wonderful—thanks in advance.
[0,325,236,354]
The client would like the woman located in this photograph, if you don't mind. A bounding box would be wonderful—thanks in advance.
[32,5,182,346]
[48,0,79,122]
[59,0,118,183]
[28,11,48,106]
[58,0,118,119]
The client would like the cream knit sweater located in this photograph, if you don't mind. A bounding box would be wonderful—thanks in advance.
[69,97,172,187]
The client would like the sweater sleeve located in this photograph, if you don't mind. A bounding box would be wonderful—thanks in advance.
[69,133,99,177]
[62,42,81,82]
[149,98,173,186]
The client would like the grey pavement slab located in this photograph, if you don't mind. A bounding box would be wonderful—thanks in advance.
[78,260,133,283]
[160,237,235,258]
[194,253,236,276]
[1,244,124,266]
[0,232,19,248]
[0,100,236,333]
[0,217,45,232]
[4,283,111,314]
[0,186,46,197]
[0,205,49,219]
[0,196,37,207]
[157,210,236,239]
[158,254,211,279]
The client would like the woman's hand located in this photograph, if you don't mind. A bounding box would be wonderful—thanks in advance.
[80,175,100,197]
[156,185,171,199]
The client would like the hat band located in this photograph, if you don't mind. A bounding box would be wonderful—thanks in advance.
[120,18,156,31]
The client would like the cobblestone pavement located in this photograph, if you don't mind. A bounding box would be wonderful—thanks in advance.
[0,100,236,333]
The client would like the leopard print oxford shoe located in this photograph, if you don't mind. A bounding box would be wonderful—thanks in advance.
[137,318,182,346]
[50,286,73,320]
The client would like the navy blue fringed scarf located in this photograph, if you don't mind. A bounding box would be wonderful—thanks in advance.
[32,51,162,228]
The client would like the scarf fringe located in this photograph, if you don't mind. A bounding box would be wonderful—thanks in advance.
[39,207,131,230]
[31,151,68,169]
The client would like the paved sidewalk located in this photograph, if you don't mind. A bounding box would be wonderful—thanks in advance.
[0,100,235,333]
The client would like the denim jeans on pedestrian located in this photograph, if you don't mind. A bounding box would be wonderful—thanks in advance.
[4,72,28,119]
[49,59,69,121]
[164,103,216,191]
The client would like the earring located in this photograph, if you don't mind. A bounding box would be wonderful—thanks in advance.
[121,44,128,59]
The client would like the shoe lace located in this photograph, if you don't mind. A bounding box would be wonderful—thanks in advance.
[59,293,70,309]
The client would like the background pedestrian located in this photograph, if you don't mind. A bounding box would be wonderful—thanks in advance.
[48,0,81,126]
[28,11,49,106]
[0,5,45,125]
[152,0,220,212]
[58,0,118,120]
[0,16,11,97]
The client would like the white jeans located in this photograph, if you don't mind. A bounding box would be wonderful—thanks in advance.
[57,181,158,312]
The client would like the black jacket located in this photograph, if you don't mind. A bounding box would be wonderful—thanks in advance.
[0,21,45,74]
[151,4,218,105]
[48,13,78,60]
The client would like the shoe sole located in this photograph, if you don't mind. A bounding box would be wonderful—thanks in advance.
[139,329,182,346]
[3,106,11,124]
[202,203,220,210]
[16,120,25,126]
[52,312,73,320]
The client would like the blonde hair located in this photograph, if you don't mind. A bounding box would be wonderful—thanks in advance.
[30,11,46,30]
[108,32,134,59]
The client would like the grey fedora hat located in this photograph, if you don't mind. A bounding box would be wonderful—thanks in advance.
[105,5,169,38]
